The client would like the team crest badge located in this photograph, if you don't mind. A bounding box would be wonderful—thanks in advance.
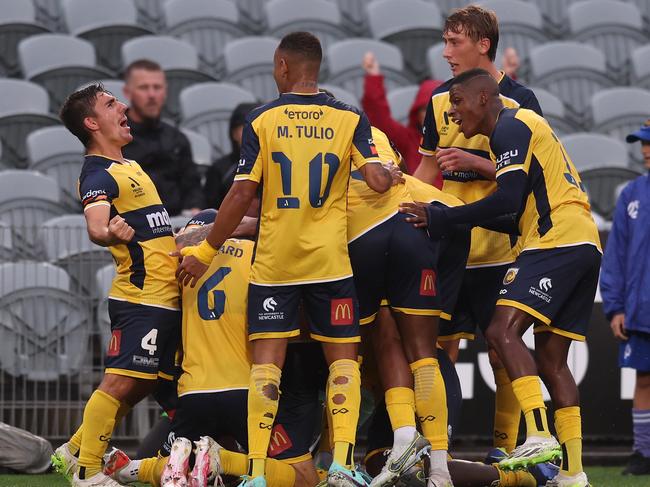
[503,267,519,285]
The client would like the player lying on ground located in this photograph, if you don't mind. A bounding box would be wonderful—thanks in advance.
[401,68,602,487]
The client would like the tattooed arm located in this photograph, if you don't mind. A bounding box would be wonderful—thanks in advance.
[175,216,258,249]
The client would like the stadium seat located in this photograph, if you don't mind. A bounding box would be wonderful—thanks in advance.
[0,79,60,169]
[568,0,646,80]
[18,34,113,113]
[318,83,360,108]
[366,0,443,80]
[164,0,246,79]
[580,166,643,220]
[0,220,14,261]
[529,42,615,126]
[434,0,471,14]
[529,86,579,135]
[426,42,452,82]
[326,38,413,100]
[224,37,279,102]
[95,263,114,352]
[265,0,347,51]
[181,128,213,167]
[533,0,573,36]
[33,0,67,32]
[26,125,84,209]
[0,170,66,255]
[0,0,50,77]
[591,87,650,168]
[40,214,113,296]
[387,85,420,126]
[561,133,629,172]
[180,82,257,158]
[0,261,90,380]
[236,0,268,34]
[631,0,650,27]
[133,0,166,32]
[631,44,650,91]
[327,0,370,36]
[62,0,153,73]
[479,0,548,63]
[121,36,216,122]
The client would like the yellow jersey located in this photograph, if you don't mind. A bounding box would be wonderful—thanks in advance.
[419,73,542,267]
[235,92,381,285]
[405,173,464,208]
[78,155,179,309]
[347,127,412,242]
[492,108,601,253]
[177,238,254,396]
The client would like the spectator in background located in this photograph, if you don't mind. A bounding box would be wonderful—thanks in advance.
[501,47,520,80]
[203,102,258,208]
[361,51,442,184]
[600,119,650,476]
[122,59,203,216]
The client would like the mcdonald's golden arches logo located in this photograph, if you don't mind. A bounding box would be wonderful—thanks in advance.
[107,330,122,357]
[331,298,354,325]
[420,269,437,296]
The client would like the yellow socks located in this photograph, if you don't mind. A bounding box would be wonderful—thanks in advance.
[493,367,520,452]
[410,358,448,451]
[497,466,537,487]
[77,390,120,479]
[68,402,131,456]
[247,363,282,478]
[221,447,295,486]
[137,456,167,487]
[555,407,583,476]
[511,376,550,438]
[385,387,416,430]
[328,359,361,469]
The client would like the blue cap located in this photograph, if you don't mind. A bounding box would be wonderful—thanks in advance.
[626,120,650,143]
[184,208,217,230]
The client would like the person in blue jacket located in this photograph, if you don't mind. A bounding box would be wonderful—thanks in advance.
[601,119,650,476]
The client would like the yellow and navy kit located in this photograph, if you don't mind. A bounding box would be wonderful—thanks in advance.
[419,72,542,268]
[491,108,601,253]
[177,237,254,396]
[78,155,180,310]
[235,91,381,285]
[404,174,464,208]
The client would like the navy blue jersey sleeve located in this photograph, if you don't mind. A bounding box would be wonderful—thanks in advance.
[235,119,262,182]
[419,99,438,155]
[351,111,381,166]
[519,89,543,117]
[78,167,119,210]
[491,113,533,177]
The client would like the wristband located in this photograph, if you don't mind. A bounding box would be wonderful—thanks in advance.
[180,239,219,265]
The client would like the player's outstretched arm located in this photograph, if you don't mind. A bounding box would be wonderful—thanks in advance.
[358,162,393,193]
[413,154,440,184]
[436,148,496,180]
[174,180,258,287]
[84,205,135,246]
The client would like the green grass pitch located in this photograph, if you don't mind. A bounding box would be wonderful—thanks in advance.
[0,468,648,486]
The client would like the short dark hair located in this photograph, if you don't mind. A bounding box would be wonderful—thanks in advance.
[59,83,107,147]
[445,5,499,62]
[277,32,322,63]
[450,68,493,88]
[123,59,163,81]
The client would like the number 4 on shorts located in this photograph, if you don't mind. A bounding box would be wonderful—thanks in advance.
[141,329,158,356]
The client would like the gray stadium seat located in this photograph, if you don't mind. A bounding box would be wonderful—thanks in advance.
[133,0,166,32]
[632,0,650,27]
[318,83,360,108]
[434,0,470,14]
[426,43,452,82]
[533,0,573,36]
[265,0,347,51]
[26,125,84,209]
[591,87,650,168]
[164,0,246,78]
[0,79,59,169]
[0,170,66,255]
[387,85,420,126]
[326,38,413,100]
[180,82,258,159]
[580,166,643,220]
[236,0,268,34]
[0,261,90,380]
[33,0,66,32]
[18,34,113,113]
[181,128,213,167]
[528,86,579,135]
[0,0,50,77]
[529,42,615,126]
[568,0,646,79]
[479,0,548,63]
[62,0,153,73]
[327,0,370,36]
[0,220,13,261]
[631,44,650,91]
[121,36,216,122]
[224,37,280,102]
[366,0,443,80]
[561,133,629,172]
[40,214,113,296]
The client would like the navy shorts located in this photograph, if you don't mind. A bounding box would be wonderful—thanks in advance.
[497,245,601,341]
[248,278,359,343]
[436,224,471,328]
[348,213,441,324]
[620,332,650,372]
[106,299,181,380]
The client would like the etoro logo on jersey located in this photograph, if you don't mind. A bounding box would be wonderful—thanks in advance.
[258,296,284,321]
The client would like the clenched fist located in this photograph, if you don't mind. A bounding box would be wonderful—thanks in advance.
[108,215,135,243]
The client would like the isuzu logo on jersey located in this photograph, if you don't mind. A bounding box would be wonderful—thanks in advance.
[419,269,437,296]
[495,149,519,170]
[331,298,354,325]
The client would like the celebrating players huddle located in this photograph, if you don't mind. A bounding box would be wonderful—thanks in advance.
[52,5,601,487]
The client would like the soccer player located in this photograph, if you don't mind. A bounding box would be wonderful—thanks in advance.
[174,32,393,487]
[414,4,542,456]
[401,69,602,487]
[53,84,181,487]
[104,210,321,487]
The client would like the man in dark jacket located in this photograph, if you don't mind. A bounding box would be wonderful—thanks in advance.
[122,59,203,216]
[203,102,258,208]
